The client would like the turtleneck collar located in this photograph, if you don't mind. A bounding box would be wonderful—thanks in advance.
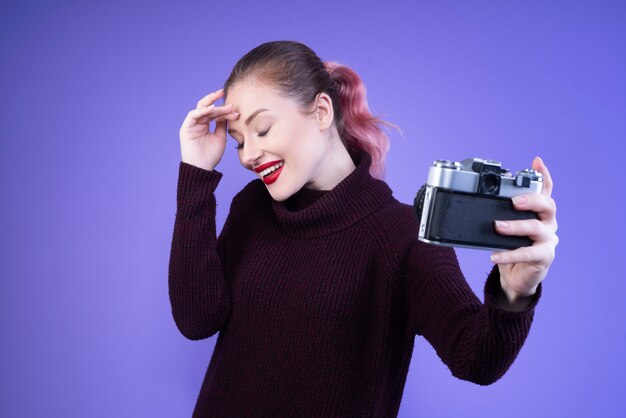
[271,148,393,238]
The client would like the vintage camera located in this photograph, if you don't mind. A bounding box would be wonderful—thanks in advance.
[413,158,543,251]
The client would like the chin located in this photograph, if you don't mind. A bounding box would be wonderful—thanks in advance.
[261,166,305,202]
[266,187,295,202]
[264,177,302,202]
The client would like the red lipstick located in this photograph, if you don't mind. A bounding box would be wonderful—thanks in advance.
[262,164,284,185]
[254,160,285,185]
[255,160,283,173]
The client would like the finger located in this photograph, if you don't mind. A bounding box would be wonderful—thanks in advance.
[532,156,553,197]
[182,105,230,130]
[180,105,215,130]
[511,193,557,223]
[491,239,556,265]
[185,104,237,124]
[196,89,226,109]
[214,113,240,123]
[214,118,227,140]
[494,218,552,243]
[181,105,213,130]
[182,103,239,135]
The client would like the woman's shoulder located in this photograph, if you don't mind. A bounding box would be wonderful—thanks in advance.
[369,196,458,274]
[364,197,421,255]
[373,196,420,235]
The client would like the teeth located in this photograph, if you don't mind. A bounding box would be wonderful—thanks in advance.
[260,161,284,177]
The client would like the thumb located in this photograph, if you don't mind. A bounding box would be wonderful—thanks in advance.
[532,155,553,196]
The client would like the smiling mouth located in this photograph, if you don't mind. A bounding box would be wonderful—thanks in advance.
[259,161,284,177]
[261,161,284,185]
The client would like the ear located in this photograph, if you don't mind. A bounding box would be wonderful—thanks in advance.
[314,92,334,131]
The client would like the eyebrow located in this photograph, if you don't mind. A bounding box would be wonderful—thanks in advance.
[227,108,270,136]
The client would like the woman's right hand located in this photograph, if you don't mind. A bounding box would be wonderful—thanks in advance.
[179,89,240,171]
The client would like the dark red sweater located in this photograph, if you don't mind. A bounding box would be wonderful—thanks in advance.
[168,149,541,418]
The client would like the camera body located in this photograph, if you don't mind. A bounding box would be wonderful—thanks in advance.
[414,158,543,251]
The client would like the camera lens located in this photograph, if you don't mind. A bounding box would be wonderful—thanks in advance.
[479,173,500,195]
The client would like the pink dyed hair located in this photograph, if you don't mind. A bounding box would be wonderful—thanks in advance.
[323,61,402,179]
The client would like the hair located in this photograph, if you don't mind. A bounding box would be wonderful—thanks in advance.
[222,40,402,180]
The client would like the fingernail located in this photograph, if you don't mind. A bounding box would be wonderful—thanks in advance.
[217,88,224,92]
[512,195,526,204]
[491,253,501,262]
[495,220,509,228]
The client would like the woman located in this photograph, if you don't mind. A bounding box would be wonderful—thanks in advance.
[169,40,559,418]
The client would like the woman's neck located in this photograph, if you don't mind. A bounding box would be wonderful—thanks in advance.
[305,136,356,191]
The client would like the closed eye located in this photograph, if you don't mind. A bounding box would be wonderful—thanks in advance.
[233,128,271,150]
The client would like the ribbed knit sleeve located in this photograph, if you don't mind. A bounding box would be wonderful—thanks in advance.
[168,161,232,340]
[403,241,541,385]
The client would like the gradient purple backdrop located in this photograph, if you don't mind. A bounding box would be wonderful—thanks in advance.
[1,1,625,417]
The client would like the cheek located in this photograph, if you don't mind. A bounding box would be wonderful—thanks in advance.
[277,125,324,170]
[295,130,325,155]
[290,144,317,166]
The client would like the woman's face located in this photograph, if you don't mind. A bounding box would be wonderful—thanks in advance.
[225,78,339,201]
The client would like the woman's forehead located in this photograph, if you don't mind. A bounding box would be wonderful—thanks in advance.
[225,82,291,114]
[226,78,274,101]
[225,86,268,107]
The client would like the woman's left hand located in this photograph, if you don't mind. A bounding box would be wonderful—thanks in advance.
[491,156,559,303]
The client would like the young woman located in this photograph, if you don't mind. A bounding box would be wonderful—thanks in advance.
[169,40,559,418]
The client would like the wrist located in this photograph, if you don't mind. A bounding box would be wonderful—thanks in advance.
[501,285,537,302]
[182,160,215,172]
[497,282,537,312]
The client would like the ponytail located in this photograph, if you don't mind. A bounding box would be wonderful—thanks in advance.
[324,61,402,179]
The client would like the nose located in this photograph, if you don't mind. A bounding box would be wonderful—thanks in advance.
[240,138,264,169]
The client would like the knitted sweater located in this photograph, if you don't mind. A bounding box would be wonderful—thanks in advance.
[168,149,541,418]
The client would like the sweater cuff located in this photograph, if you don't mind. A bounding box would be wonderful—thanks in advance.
[483,264,542,318]
[176,161,223,209]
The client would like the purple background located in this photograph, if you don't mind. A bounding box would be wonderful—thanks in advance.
[1,1,625,417]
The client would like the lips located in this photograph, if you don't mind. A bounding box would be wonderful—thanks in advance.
[255,160,284,173]
[262,164,284,185]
